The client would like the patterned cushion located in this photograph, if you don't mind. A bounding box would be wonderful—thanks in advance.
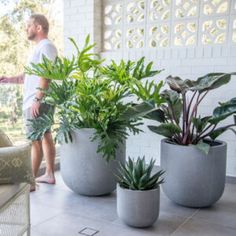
[0,129,13,147]
[0,143,33,184]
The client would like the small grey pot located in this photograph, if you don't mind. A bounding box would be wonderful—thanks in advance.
[60,128,125,196]
[117,184,160,228]
[161,139,227,207]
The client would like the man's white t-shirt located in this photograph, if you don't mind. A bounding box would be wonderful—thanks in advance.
[23,39,57,111]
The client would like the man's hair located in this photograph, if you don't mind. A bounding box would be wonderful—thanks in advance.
[30,14,49,34]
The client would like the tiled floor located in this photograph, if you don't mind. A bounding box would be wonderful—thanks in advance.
[30,172,236,236]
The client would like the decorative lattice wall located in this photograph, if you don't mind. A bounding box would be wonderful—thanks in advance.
[103,0,236,51]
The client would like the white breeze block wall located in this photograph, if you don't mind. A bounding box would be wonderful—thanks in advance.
[63,0,102,56]
[64,0,236,177]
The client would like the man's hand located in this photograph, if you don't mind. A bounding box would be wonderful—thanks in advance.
[0,76,8,83]
[31,101,41,118]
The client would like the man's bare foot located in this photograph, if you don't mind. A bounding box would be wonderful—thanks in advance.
[35,174,56,184]
[30,183,36,192]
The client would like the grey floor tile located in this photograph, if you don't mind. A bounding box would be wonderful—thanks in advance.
[172,218,236,236]
[30,201,63,227]
[113,212,188,236]
[32,186,118,221]
[30,229,43,236]
[31,187,77,209]
[191,184,236,229]
[160,190,199,218]
[31,211,184,236]
[63,193,118,222]
[30,172,236,236]
[30,212,133,236]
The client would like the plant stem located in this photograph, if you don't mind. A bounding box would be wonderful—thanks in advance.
[197,124,217,141]
[183,91,208,144]
[169,103,181,129]
[187,91,197,142]
[174,134,182,144]
[182,92,187,140]
[199,124,236,141]
[193,123,214,143]
[186,91,197,126]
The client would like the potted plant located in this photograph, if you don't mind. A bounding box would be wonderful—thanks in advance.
[25,36,163,196]
[116,156,164,227]
[145,73,236,207]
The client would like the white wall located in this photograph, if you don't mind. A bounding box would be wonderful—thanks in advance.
[64,0,236,177]
[63,0,102,56]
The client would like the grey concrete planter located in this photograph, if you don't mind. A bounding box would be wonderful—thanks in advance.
[117,184,160,228]
[161,139,227,207]
[60,128,125,196]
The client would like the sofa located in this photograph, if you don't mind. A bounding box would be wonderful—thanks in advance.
[0,129,32,236]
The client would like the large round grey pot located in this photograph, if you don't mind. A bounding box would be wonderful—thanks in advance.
[60,128,126,196]
[117,184,160,228]
[161,139,227,208]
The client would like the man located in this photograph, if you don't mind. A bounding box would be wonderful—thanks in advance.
[0,14,57,191]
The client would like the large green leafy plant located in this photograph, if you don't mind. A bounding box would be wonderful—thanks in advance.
[146,73,236,153]
[25,36,163,161]
[116,156,164,190]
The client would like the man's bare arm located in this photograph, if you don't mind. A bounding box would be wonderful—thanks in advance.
[31,77,50,118]
[35,77,49,100]
[0,74,24,84]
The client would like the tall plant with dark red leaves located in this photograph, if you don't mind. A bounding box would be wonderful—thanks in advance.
[146,73,236,154]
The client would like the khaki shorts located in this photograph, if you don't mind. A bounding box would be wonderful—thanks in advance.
[23,103,54,140]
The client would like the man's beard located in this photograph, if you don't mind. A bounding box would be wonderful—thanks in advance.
[28,32,36,40]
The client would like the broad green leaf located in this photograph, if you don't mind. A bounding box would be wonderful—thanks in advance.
[209,125,236,140]
[166,76,194,93]
[195,140,210,155]
[161,89,183,122]
[144,108,166,123]
[121,101,155,120]
[148,123,181,138]
[192,73,232,93]
[192,116,211,133]
[161,89,180,104]
[210,97,236,124]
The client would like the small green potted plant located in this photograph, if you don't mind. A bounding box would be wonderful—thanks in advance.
[116,156,164,228]
[145,73,236,207]
[25,36,163,196]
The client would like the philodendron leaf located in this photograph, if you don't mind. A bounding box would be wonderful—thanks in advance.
[144,108,166,123]
[161,90,183,122]
[192,73,232,93]
[192,116,211,133]
[27,113,54,141]
[166,76,194,93]
[121,101,155,120]
[209,125,236,140]
[148,123,181,138]
[161,89,180,104]
[210,97,236,124]
[195,140,210,155]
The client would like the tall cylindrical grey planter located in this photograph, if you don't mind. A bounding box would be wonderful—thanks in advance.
[60,128,126,196]
[161,139,227,207]
[117,184,160,228]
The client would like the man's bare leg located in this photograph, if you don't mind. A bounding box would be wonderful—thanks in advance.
[31,140,43,191]
[36,132,56,184]
[31,140,43,177]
